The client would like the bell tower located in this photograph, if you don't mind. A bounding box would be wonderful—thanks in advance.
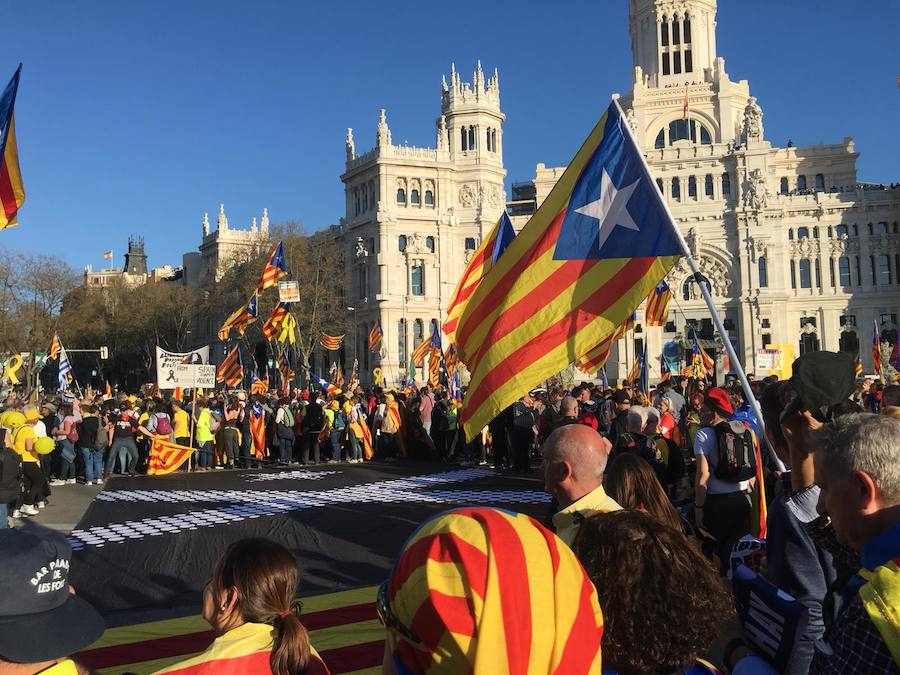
[628,0,718,88]
[440,61,504,167]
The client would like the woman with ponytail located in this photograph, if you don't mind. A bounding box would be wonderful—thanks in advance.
[156,538,330,674]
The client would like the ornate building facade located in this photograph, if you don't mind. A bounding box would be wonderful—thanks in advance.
[513,0,900,380]
[334,63,506,383]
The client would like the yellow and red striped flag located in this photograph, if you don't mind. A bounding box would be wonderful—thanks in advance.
[250,371,268,395]
[412,321,442,366]
[217,291,258,341]
[147,437,193,475]
[261,302,290,341]
[0,65,25,231]
[428,349,441,387]
[444,343,460,377]
[455,101,683,438]
[575,330,619,374]
[644,280,671,326]
[258,241,288,290]
[873,319,883,381]
[855,353,863,377]
[319,332,343,351]
[48,334,62,360]
[216,345,243,387]
[626,356,642,384]
[368,320,383,352]
[443,212,516,348]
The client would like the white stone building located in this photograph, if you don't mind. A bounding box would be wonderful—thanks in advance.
[513,0,900,380]
[334,63,506,384]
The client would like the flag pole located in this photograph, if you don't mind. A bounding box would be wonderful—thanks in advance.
[612,96,769,442]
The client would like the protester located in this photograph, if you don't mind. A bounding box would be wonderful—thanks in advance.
[509,390,536,472]
[608,389,631,446]
[300,395,324,464]
[194,397,215,470]
[77,404,103,486]
[573,510,733,675]
[171,398,191,448]
[554,395,580,429]
[693,387,753,572]
[106,403,142,478]
[379,507,603,674]
[156,538,330,674]
[542,424,621,546]
[11,410,44,516]
[0,427,21,527]
[0,526,105,673]
[605,452,683,533]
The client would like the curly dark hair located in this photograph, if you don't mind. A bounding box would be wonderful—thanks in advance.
[573,510,734,675]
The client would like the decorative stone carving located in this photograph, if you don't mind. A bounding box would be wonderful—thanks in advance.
[459,183,476,208]
[743,168,768,209]
[355,237,367,258]
[436,116,447,151]
[742,96,763,143]
[217,204,228,231]
[790,237,820,259]
[800,322,818,335]
[486,184,503,208]
[407,232,426,254]
[685,228,698,257]
[202,212,210,237]
[376,109,392,147]
[666,252,733,298]
[626,107,637,136]
[829,236,849,255]
[345,128,355,161]
[464,249,474,264]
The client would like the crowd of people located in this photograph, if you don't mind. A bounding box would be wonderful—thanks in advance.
[0,350,898,673]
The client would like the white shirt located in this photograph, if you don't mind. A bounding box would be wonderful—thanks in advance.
[693,427,751,495]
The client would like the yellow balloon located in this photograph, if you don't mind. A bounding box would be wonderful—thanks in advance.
[34,436,56,455]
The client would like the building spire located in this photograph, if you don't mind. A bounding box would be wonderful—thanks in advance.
[376,108,392,147]
[202,212,210,237]
[217,203,228,231]
[261,207,269,233]
[345,127,356,160]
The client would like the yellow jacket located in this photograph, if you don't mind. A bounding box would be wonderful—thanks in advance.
[552,484,622,547]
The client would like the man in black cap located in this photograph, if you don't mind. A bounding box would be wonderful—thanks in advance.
[0,525,105,673]
[607,389,632,447]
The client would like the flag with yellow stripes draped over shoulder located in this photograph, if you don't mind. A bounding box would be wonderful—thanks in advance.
[455,100,683,439]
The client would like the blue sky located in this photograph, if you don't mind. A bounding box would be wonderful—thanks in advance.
[3,0,898,270]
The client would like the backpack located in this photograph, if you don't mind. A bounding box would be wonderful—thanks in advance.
[66,421,79,443]
[209,412,221,434]
[281,406,295,429]
[153,413,173,436]
[615,432,667,483]
[712,420,757,482]
[333,411,345,431]
[94,425,109,451]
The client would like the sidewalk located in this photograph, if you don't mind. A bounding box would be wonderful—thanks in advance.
[25,482,103,533]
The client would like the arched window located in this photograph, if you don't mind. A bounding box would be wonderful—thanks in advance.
[835,224,848,237]
[398,235,407,252]
[655,178,664,194]
[704,174,714,197]
[655,130,665,149]
[354,187,360,216]
[468,126,476,150]
[815,173,825,191]
[672,19,681,45]
[410,189,420,205]
[797,175,807,191]
[486,127,493,152]
[362,189,368,212]
[396,188,406,204]
[688,175,697,198]
[721,172,731,196]
[867,223,874,236]
[815,258,822,288]
[425,236,435,252]
[838,256,851,286]
[424,190,434,206]
[797,226,809,239]
[799,258,812,288]
[411,265,424,296]
[398,319,407,364]
[413,319,423,351]
[788,228,794,240]
[699,125,711,144]
[758,256,768,288]
[852,224,859,236]
[879,255,892,285]
[683,18,692,42]
[682,277,693,301]
[780,177,789,195]
[877,222,888,235]
[367,237,376,254]
[684,49,693,73]
[827,226,833,238]
[661,16,669,46]
[464,237,476,252]
[669,119,690,143]
[671,177,681,200]
[460,128,467,151]
[790,260,796,289]
[813,226,819,239]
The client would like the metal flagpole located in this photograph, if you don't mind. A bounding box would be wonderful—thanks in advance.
[612,96,770,442]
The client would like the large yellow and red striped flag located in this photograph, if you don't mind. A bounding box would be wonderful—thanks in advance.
[320,332,343,351]
[258,241,288,290]
[368,320,383,352]
[216,345,243,387]
[48,333,62,360]
[147,437,193,475]
[644,280,671,326]
[443,212,516,346]
[217,291,258,341]
[261,302,290,341]
[0,65,25,231]
[456,101,683,438]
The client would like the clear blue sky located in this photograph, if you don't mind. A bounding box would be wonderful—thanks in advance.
[3,0,898,271]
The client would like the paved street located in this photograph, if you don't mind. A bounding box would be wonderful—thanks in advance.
[27,482,102,533]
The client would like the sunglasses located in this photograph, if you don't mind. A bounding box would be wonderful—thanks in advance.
[376,579,422,645]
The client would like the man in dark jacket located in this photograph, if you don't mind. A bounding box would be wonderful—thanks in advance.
[0,429,22,526]
[510,392,537,473]
[300,393,324,464]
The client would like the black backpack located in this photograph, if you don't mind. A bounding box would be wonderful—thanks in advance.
[713,421,757,482]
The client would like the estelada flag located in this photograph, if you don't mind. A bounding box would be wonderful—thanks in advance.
[250,372,268,395]
[261,302,290,341]
[0,65,25,231]
[319,332,343,351]
[249,402,266,459]
[147,437,193,475]
[444,343,460,376]
[258,241,288,290]
[413,321,441,366]
[455,101,683,438]
[428,349,441,387]
[217,291,258,341]
[443,211,515,349]
[311,372,340,395]
[644,280,671,326]
[216,345,243,387]
[368,320,383,352]
[660,353,671,382]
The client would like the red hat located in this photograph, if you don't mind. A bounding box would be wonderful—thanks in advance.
[704,387,734,416]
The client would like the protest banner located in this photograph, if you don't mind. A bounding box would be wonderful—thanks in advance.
[155,346,210,389]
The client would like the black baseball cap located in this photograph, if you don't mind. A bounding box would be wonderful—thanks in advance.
[612,390,631,404]
[0,526,105,663]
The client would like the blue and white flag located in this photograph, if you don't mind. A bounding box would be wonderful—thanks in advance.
[57,347,72,391]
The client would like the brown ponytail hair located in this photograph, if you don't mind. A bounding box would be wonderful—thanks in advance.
[212,538,311,674]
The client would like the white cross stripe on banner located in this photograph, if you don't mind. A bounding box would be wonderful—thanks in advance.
[69,469,550,551]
